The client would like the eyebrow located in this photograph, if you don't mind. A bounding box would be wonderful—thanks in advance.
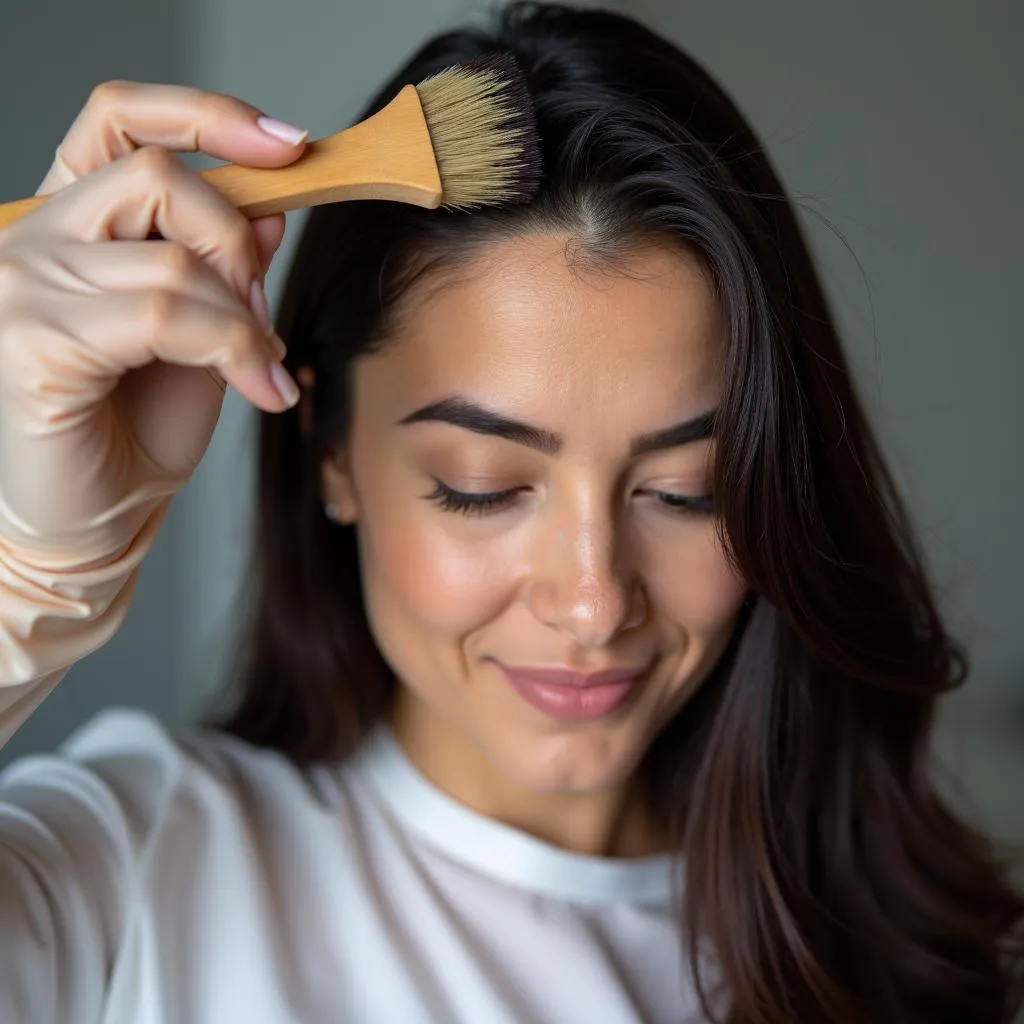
[397,396,717,456]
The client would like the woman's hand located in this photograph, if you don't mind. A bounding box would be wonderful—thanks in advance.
[0,81,307,563]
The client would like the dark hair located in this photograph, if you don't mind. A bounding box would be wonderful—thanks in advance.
[214,3,1024,1020]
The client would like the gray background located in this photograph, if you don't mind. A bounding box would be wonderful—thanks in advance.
[1,0,1020,850]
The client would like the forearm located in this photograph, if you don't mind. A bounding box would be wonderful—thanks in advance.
[0,504,167,745]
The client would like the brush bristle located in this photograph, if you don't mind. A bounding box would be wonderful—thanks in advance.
[416,53,542,211]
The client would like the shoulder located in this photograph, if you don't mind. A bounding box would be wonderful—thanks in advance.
[68,705,337,817]
[2,707,341,855]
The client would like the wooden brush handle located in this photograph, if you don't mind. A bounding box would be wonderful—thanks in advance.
[0,85,442,231]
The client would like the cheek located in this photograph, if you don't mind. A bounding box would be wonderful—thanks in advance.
[357,496,514,635]
[643,524,747,635]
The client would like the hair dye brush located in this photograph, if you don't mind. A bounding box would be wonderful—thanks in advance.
[0,53,541,229]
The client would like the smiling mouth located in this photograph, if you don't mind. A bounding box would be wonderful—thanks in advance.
[496,663,650,721]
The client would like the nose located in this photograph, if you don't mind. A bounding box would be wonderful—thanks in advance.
[524,501,645,648]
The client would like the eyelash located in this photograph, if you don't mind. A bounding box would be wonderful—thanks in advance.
[426,480,522,517]
[425,480,715,518]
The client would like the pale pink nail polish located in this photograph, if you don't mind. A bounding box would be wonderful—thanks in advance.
[256,116,308,146]
[270,362,300,407]
[249,279,273,331]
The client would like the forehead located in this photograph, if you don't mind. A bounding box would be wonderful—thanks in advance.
[357,232,722,439]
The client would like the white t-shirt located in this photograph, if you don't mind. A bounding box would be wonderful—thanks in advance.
[0,708,708,1023]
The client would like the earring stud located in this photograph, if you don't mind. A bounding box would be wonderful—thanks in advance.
[325,501,341,522]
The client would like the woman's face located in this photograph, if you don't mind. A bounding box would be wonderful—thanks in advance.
[323,232,747,806]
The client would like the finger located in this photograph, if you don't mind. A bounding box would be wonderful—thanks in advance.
[63,289,296,413]
[34,146,264,303]
[38,80,308,194]
[41,238,283,370]
[38,240,242,312]
[27,224,284,322]
[36,146,79,196]
[250,214,287,279]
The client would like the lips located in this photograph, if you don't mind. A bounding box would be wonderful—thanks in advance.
[501,666,643,688]
[497,664,649,721]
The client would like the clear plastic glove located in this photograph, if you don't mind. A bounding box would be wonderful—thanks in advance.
[0,81,306,697]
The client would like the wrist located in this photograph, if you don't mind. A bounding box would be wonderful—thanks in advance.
[0,504,167,686]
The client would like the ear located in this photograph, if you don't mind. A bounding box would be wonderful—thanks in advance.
[320,451,360,524]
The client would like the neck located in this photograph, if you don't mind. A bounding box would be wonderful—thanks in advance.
[389,696,669,858]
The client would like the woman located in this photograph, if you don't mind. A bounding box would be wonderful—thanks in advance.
[0,3,1020,1022]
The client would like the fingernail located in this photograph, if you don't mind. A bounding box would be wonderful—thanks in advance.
[267,331,287,361]
[249,279,274,331]
[269,361,300,407]
[256,116,309,146]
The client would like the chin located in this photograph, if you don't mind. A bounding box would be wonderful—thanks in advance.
[494,724,648,795]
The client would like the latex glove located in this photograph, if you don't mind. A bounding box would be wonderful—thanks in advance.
[0,81,305,706]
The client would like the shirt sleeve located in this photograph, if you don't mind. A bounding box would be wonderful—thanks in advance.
[0,709,185,1024]
[0,505,166,746]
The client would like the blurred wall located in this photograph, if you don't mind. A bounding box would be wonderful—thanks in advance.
[0,1,1020,846]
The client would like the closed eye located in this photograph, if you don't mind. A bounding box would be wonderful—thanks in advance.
[424,480,522,517]
[425,480,715,519]
[651,491,715,515]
